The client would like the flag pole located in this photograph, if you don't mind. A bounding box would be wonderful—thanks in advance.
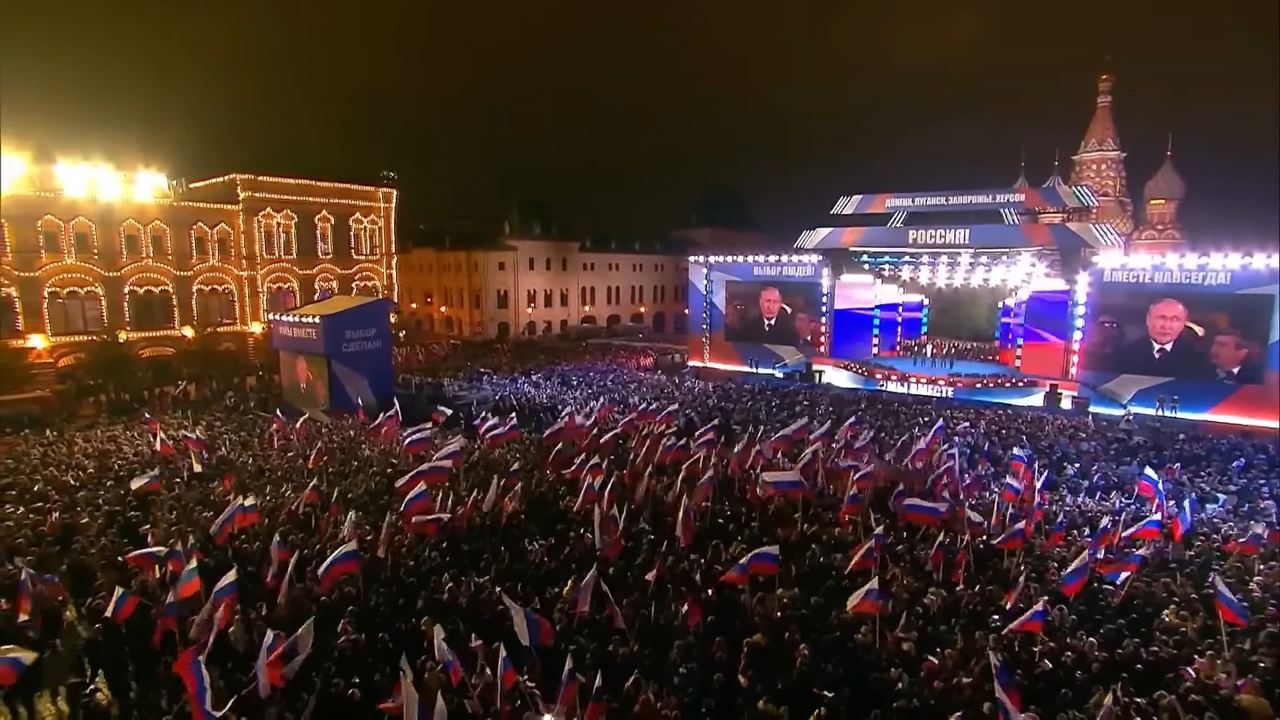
[1219,614,1229,657]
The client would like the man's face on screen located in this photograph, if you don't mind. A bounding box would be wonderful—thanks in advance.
[293,356,308,381]
[759,288,782,321]
[1145,300,1187,345]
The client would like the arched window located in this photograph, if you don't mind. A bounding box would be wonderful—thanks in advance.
[190,222,212,262]
[545,258,551,271]
[257,209,281,258]
[363,216,382,257]
[315,211,334,258]
[351,272,382,297]
[589,286,596,305]
[524,320,536,336]
[125,274,178,330]
[315,274,338,300]
[580,286,587,306]
[561,258,568,272]
[278,210,297,258]
[0,283,21,341]
[120,219,144,260]
[263,275,299,313]
[144,220,171,259]
[193,274,238,326]
[212,223,234,262]
[37,215,65,261]
[527,256,535,271]
[350,214,378,258]
[67,216,97,260]
[44,277,106,335]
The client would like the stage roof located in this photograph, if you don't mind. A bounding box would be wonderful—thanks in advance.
[795,222,1126,252]
[278,295,384,318]
[829,186,1098,214]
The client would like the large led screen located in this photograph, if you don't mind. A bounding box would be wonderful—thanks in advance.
[688,258,827,371]
[281,351,331,411]
[1077,257,1280,427]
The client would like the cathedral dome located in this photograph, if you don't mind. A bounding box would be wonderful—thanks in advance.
[1143,152,1186,202]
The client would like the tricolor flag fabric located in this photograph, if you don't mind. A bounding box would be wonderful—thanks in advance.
[992,521,1029,550]
[432,625,465,685]
[554,655,581,717]
[847,526,884,573]
[720,545,781,586]
[1171,498,1194,542]
[845,576,885,615]
[989,651,1023,720]
[210,568,239,608]
[758,470,808,499]
[899,498,949,525]
[317,541,362,594]
[583,670,607,720]
[1120,513,1163,543]
[175,558,203,601]
[1098,547,1149,584]
[0,646,39,687]
[105,586,140,623]
[402,429,435,456]
[130,470,163,493]
[1004,572,1025,610]
[1003,599,1049,635]
[124,547,170,573]
[1059,549,1091,597]
[1213,575,1249,627]
[501,593,555,647]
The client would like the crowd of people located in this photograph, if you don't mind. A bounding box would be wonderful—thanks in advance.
[0,341,1276,720]
[899,339,1003,365]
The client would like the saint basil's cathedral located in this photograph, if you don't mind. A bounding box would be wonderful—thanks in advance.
[1016,73,1188,254]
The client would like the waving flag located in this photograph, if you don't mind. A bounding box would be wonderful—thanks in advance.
[402,429,434,456]
[758,470,808,499]
[0,646,38,688]
[105,586,140,623]
[1003,599,1049,634]
[1213,575,1249,627]
[431,439,466,467]
[1135,465,1161,499]
[847,525,884,573]
[210,568,239,608]
[720,545,781,586]
[1171,498,1194,542]
[1004,572,1026,610]
[992,521,1029,550]
[899,498,949,525]
[846,576,885,614]
[1059,549,1091,597]
[999,476,1024,504]
[405,513,451,538]
[989,651,1023,720]
[175,558,203,601]
[839,484,865,524]
[317,541,362,594]
[396,460,453,492]
[1098,547,1149,584]
[1119,513,1163,543]
[433,625,465,686]
[180,431,208,456]
[766,417,809,450]
[400,483,435,518]
[554,655,581,717]
[130,470,163,493]
[124,547,170,573]
[255,618,316,698]
[1041,513,1066,551]
[583,670,607,720]
[501,593,555,647]
[483,417,521,448]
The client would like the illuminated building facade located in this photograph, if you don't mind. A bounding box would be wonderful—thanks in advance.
[398,231,690,339]
[0,150,397,363]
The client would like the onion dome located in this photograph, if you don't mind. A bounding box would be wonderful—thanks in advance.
[1143,138,1185,202]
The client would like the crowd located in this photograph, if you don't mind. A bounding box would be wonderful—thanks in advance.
[0,343,1276,720]
[899,339,1003,364]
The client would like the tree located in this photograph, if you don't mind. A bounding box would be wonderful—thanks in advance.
[0,345,34,394]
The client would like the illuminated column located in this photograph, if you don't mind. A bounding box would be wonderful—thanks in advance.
[871,305,881,357]
[819,265,830,355]
[1068,272,1089,379]
[701,264,711,365]
[920,297,930,345]
[1013,298,1026,371]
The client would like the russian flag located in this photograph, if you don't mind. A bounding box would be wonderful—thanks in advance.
[989,651,1023,720]
[1171,498,1194,542]
[141,412,160,432]
[720,545,781,586]
[175,558,203,601]
[210,567,238,607]
[405,513,451,538]
[991,521,1029,550]
[654,403,679,426]
[758,470,808,499]
[181,431,208,456]
[1004,572,1025,610]
[497,644,519,700]
[1003,598,1049,634]
[1007,448,1029,481]
[1059,549,1091,598]
[105,586,140,623]
[432,625,465,685]
[847,526,884,573]
[266,533,293,588]
[999,476,1023,504]
[431,438,467,467]
[396,460,453,491]
[235,495,261,530]
[1041,514,1066,551]
[483,419,521,448]
[839,485,865,523]
[0,646,39,688]
[130,470,163,493]
[318,540,362,594]
[962,507,987,536]
[155,432,176,457]
[1120,513,1163,542]
[542,414,579,444]
[1099,547,1149,584]
[299,480,323,508]
[501,593,555,647]
[1136,465,1162,498]
[431,405,454,424]
[899,498,949,525]
[152,589,183,648]
[400,483,435,518]
[846,576,885,615]
[1213,575,1249,627]
[124,546,170,573]
[767,417,809,450]
[210,498,239,544]
[554,655,580,715]
[809,419,835,446]
[583,670,607,720]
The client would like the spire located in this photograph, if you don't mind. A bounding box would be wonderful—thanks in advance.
[1077,74,1122,154]
[1013,147,1029,188]
[1143,135,1186,202]
[1042,149,1065,188]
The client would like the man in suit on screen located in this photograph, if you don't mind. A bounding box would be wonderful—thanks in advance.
[1113,298,1208,377]
[737,286,799,345]
[1208,329,1264,384]
[289,354,329,409]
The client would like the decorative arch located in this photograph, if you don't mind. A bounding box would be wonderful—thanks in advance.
[351,271,382,298]
[315,211,335,258]
[123,272,179,330]
[37,215,66,261]
[193,271,240,327]
[0,279,21,336]
[256,208,282,259]
[43,272,107,335]
[350,213,375,258]
[262,271,300,313]
[66,216,98,260]
[120,219,145,260]
[190,222,212,261]
[138,345,178,358]
[211,222,235,262]
[314,273,339,300]
[144,220,172,259]
[55,352,86,368]
[364,215,383,257]
[277,210,297,258]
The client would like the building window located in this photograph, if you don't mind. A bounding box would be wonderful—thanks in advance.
[37,215,65,260]
[350,214,379,258]
[315,211,334,258]
[580,287,587,306]
[119,219,144,260]
[590,263,595,271]
[630,286,636,304]
[315,275,338,300]
[559,289,569,307]
[496,290,509,309]
[194,283,237,326]
[498,261,506,271]
[606,286,613,305]
[614,285,619,303]
[589,286,596,305]
[545,258,552,271]
[352,272,381,297]
[639,286,645,304]
[581,262,588,271]
[277,211,297,258]
[213,224,234,262]
[258,209,281,258]
[561,258,568,271]
[525,289,536,308]
[191,223,212,261]
[542,320,552,335]
[362,216,381,258]
[42,232,60,256]
[473,292,481,310]
[45,287,105,335]
[660,285,667,302]
[264,278,299,312]
[652,285,657,303]
[527,257,535,271]
[560,319,569,332]
[543,289,552,308]
[67,217,97,259]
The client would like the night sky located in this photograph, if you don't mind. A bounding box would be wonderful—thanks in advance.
[2,2,1276,244]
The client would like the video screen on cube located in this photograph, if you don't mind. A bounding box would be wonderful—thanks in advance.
[1080,289,1272,383]
[280,351,332,410]
[723,280,825,350]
